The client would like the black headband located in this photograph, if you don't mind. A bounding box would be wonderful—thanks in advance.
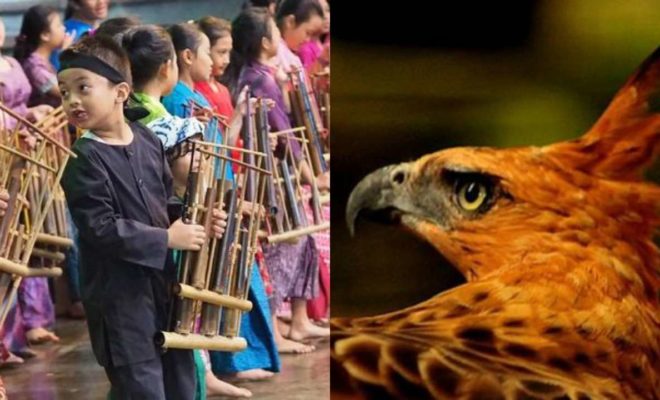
[58,51,150,122]
[59,50,126,84]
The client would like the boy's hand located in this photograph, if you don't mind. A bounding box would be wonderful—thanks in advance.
[211,209,227,239]
[167,218,206,250]
[0,189,8,217]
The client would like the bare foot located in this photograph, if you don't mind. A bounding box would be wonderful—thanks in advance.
[0,352,24,367]
[206,371,252,398]
[277,318,291,338]
[288,321,330,342]
[233,369,274,381]
[26,327,60,344]
[276,337,315,354]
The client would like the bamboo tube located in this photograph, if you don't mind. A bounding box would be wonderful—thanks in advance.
[27,266,62,277]
[269,126,307,136]
[174,283,252,311]
[0,257,62,277]
[155,331,246,351]
[31,248,66,262]
[266,221,330,243]
[36,233,73,247]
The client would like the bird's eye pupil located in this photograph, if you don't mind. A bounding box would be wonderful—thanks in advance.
[465,182,480,202]
[455,178,490,212]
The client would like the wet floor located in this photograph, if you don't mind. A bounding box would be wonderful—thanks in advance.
[2,320,329,399]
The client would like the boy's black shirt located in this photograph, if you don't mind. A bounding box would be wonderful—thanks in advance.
[61,121,178,367]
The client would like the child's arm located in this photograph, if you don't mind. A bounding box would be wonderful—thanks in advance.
[62,151,205,270]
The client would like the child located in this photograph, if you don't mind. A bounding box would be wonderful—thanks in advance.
[195,17,235,121]
[14,5,74,107]
[150,22,282,383]
[50,0,110,70]
[274,0,325,75]
[276,0,331,324]
[58,35,225,399]
[0,17,52,133]
[297,0,330,74]
[195,16,248,150]
[122,25,264,398]
[195,16,285,380]
[226,8,329,354]
[15,6,81,320]
[161,23,214,122]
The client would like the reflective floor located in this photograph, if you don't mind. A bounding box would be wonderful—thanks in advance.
[2,320,329,399]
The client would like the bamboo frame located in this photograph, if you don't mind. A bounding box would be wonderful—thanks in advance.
[164,121,271,348]
[0,104,73,328]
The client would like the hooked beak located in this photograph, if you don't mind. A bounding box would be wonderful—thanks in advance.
[346,163,419,236]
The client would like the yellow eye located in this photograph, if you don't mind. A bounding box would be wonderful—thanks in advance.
[457,181,488,211]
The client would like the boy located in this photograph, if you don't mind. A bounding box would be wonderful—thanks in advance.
[58,35,225,399]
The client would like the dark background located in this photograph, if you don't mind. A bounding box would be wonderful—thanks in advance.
[330,1,660,317]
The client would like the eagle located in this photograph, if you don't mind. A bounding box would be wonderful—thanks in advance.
[332,47,660,399]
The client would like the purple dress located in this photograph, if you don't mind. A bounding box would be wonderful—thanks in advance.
[21,53,61,108]
[238,62,302,162]
[0,55,56,352]
[0,56,31,131]
[238,62,318,310]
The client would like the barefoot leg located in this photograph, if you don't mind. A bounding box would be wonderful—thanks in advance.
[272,315,315,354]
[206,371,252,398]
[233,369,275,381]
[288,299,330,342]
[26,327,60,344]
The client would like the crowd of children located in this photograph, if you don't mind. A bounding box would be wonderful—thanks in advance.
[0,0,330,398]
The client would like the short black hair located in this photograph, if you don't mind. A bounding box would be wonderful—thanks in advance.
[122,25,175,90]
[61,35,133,87]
